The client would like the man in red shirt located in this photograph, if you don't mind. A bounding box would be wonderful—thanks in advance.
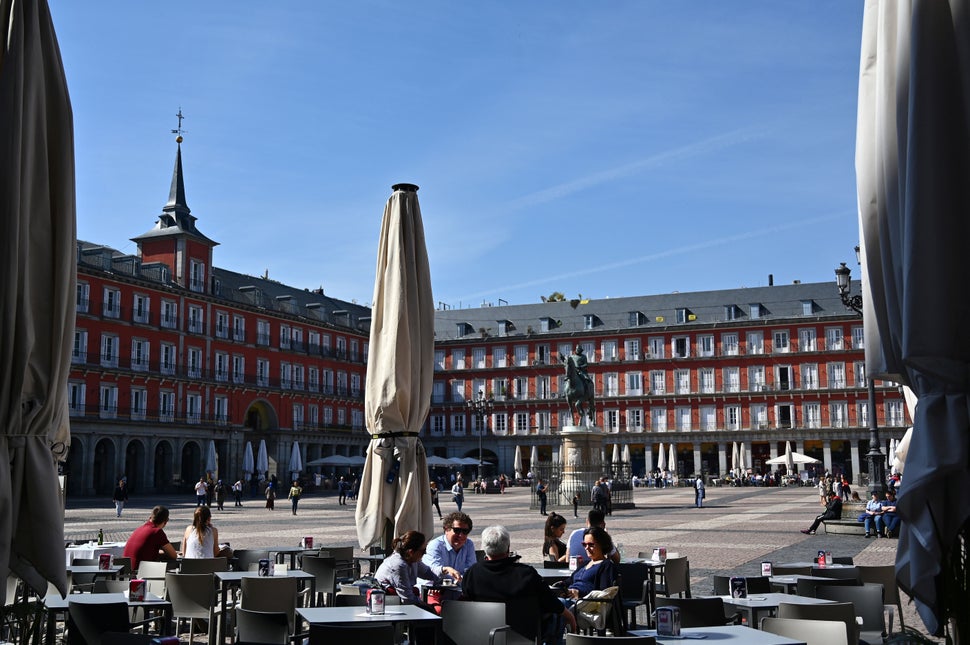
[123,505,178,569]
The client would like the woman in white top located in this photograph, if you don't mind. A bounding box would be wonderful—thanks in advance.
[182,505,220,558]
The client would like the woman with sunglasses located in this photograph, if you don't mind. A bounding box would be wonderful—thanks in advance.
[563,526,616,600]
[374,530,441,613]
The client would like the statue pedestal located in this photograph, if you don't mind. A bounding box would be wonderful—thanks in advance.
[559,426,605,508]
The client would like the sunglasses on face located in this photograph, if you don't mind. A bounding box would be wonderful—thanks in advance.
[449,527,471,535]
[582,542,597,550]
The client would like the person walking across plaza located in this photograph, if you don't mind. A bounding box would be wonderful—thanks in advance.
[214,480,226,511]
[536,478,548,515]
[288,480,302,515]
[430,481,442,519]
[112,479,128,517]
[264,481,275,510]
[337,476,350,505]
[451,478,464,512]
[232,479,243,507]
[194,477,208,507]
[694,475,706,508]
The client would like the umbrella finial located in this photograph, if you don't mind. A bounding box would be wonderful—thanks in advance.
[391,183,419,193]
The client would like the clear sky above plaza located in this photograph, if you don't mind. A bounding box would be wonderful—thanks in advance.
[50,1,865,309]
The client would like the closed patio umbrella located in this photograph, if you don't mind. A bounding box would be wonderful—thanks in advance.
[205,440,218,477]
[856,2,970,633]
[737,443,747,474]
[289,441,302,481]
[668,444,677,477]
[242,441,255,478]
[657,443,666,472]
[611,444,621,465]
[731,442,740,477]
[785,441,796,474]
[256,439,268,478]
[356,184,434,550]
[0,0,75,600]
[621,444,631,465]
[530,445,539,469]
[513,445,523,480]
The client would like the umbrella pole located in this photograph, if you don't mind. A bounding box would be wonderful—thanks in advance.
[382,518,394,556]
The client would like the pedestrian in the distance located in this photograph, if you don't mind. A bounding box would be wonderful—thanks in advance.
[232,479,243,507]
[451,479,464,512]
[112,479,128,517]
[694,475,706,508]
[572,494,580,518]
[337,476,349,505]
[194,477,208,507]
[214,480,226,511]
[265,482,276,511]
[535,479,548,515]
[430,482,442,519]
[288,480,302,515]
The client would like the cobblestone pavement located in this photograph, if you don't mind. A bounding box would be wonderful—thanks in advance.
[65,484,939,642]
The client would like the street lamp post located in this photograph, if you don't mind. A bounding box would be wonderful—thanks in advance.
[467,390,494,480]
[835,256,887,498]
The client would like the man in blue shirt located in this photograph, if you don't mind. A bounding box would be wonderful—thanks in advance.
[419,512,476,586]
[565,509,620,568]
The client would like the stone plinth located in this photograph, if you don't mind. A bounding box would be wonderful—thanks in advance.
[558,426,606,507]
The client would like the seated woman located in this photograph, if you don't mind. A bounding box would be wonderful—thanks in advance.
[563,527,616,601]
[374,530,441,613]
[862,492,884,538]
[543,513,568,562]
[182,505,228,558]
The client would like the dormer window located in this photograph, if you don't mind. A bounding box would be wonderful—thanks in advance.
[750,303,763,319]
[676,308,696,324]
[584,314,600,330]
[540,317,557,333]
[498,320,513,337]
[456,322,474,337]
[724,305,740,321]
[628,311,647,326]
[801,299,817,315]
[189,259,205,293]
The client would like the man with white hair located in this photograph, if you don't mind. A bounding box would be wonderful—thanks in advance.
[462,525,576,643]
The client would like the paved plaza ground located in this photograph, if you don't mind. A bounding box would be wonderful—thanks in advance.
[65,483,938,641]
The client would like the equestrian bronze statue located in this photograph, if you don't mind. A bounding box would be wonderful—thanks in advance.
[560,345,596,427]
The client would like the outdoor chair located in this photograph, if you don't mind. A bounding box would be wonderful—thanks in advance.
[795,576,857,598]
[70,557,99,592]
[179,557,228,574]
[441,599,532,645]
[231,549,270,572]
[652,597,740,628]
[300,555,337,606]
[566,635,656,645]
[816,583,887,644]
[135,560,169,598]
[92,579,128,594]
[318,546,355,580]
[832,556,854,565]
[655,556,691,598]
[711,575,771,595]
[771,565,813,576]
[815,567,862,583]
[165,572,219,644]
[67,600,131,645]
[575,585,626,636]
[235,607,289,645]
[112,556,133,579]
[760,617,849,645]
[617,562,651,628]
[239,575,302,643]
[543,560,569,569]
[858,564,905,630]
[308,623,396,644]
[777,600,859,645]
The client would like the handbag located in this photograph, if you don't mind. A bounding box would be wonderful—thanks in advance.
[575,586,619,632]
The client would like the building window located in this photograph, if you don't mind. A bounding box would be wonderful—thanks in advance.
[804,403,821,428]
[100,334,118,368]
[513,346,528,367]
[308,405,319,428]
[131,388,147,421]
[337,408,347,426]
[103,287,121,318]
[309,367,319,392]
[699,368,715,394]
[776,365,793,391]
[854,361,866,386]
[133,293,150,324]
[700,406,716,431]
[430,415,445,436]
[434,350,445,371]
[323,407,333,426]
[746,331,764,355]
[256,358,269,387]
[605,410,619,433]
[322,369,334,394]
[724,305,740,321]
[215,352,229,382]
[232,355,245,384]
[536,411,551,434]
[723,367,740,393]
[748,365,766,391]
[215,397,229,425]
[293,328,305,353]
[294,365,306,391]
[852,325,865,349]
[725,405,740,430]
[772,330,790,353]
[750,303,763,319]
[676,407,692,431]
[886,400,905,426]
[798,328,817,352]
[601,341,618,362]
[672,337,689,358]
[801,364,819,390]
[624,339,641,361]
[515,412,530,435]
[493,414,507,435]
[801,299,817,315]
[825,327,844,351]
[99,385,118,419]
[604,373,619,397]
[451,414,465,436]
[159,391,175,421]
[76,283,90,313]
[187,347,202,379]
[188,305,204,334]
[131,339,149,371]
[432,381,445,404]
[721,333,739,356]
[858,401,869,427]
[160,343,176,375]
[830,402,848,428]
[629,311,647,326]
[73,330,88,363]
[257,320,271,346]
[233,315,246,342]
[472,348,486,368]
[280,324,291,350]
[536,375,552,399]
[751,404,768,429]
[161,300,177,329]
[697,335,714,357]
[189,260,205,292]
[651,408,667,432]
[650,370,666,395]
[215,311,229,339]
[625,372,643,396]
[186,393,202,423]
[68,382,85,415]
[280,363,292,389]
[627,409,643,432]
[648,337,665,359]
[674,369,690,395]
[827,362,846,389]
[337,372,348,396]
[584,315,595,330]
[292,404,304,430]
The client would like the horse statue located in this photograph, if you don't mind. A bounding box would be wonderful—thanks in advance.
[560,351,596,427]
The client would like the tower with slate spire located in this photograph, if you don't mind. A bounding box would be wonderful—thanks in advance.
[132,110,218,294]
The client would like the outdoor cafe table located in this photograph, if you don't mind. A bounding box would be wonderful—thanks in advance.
[44,590,173,642]
[214,569,316,644]
[64,541,126,566]
[534,567,572,583]
[768,575,830,594]
[630,625,806,644]
[298,604,441,630]
[265,545,311,569]
[353,553,385,575]
[625,558,667,628]
[717,593,835,627]
[779,562,856,572]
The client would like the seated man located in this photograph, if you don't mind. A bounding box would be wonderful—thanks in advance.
[801,492,843,535]
[878,490,900,537]
[463,525,576,642]
[565,509,620,568]
[123,505,178,569]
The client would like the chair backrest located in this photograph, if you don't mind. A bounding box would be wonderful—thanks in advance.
[179,557,228,574]
[165,573,216,619]
[815,583,886,639]
[301,556,338,594]
[654,597,727,628]
[617,562,650,602]
[814,567,861,583]
[92,579,129,594]
[309,622,396,644]
[566,635,656,645]
[760,617,849,645]
[333,594,367,607]
[661,557,691,597]
[135,560,168,579]
[857,564,901,605]
[4,576,19,606]
[543,560,568,569]
[442,599,511,645]
[325,546,356,578]
[771,565,813,576]
[67,600,130,645]
[240,575,298,634]
[832,556,854,565]
[235,607,290,645]
[777,601,859,644]
[112,557,132,579]
[711,575,771,596]
[70,558,100,591]
[232,549,271,572]
[795,576,857,597]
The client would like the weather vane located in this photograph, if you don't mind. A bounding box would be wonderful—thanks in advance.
[172,108,186,143]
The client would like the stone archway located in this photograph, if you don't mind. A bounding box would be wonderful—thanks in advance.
[154,440,174,492]
[93,438,117,496]
[181,441,203,488]
[244,399,279,432]
[124,439,147,493]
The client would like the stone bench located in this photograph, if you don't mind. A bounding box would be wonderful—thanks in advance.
[823,519,866,535]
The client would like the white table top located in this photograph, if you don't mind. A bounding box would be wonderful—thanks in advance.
[630,625,805,644]
[717,593,834,609]
[64,542,126,566]
[298,604,441,624]
[214,569,315,584]
[779,562,854,570]
[45,591,169,610]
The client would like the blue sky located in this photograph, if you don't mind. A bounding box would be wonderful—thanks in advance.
[50,1,865,308]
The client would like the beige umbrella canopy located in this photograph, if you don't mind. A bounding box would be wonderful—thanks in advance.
[356,184,435,549]
[0,0,75,602]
